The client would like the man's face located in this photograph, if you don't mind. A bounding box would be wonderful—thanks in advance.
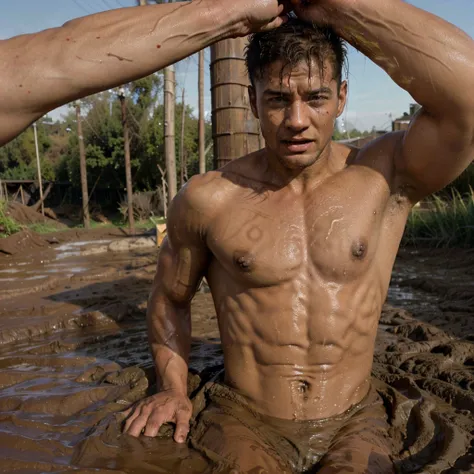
[249,58,347,169]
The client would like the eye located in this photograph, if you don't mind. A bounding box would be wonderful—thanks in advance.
[268,95,287,104]
[308,95,329,104]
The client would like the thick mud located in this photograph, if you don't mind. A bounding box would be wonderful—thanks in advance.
[0,240,472,473]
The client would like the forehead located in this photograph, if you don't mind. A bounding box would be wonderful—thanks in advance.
[254,58,336,91]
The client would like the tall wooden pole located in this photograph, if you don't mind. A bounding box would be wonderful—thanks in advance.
[33,122,45,216]
[164,64,177,201]
[210,38,261,168]
[162,0,177,202]
[198,49,206,174]
[75,102,90,229]
[179,88,186,188]
[119,90,136,234]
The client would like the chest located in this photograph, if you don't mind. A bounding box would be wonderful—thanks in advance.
[207,170,391,285]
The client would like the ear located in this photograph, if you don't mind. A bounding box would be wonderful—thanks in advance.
[336,80,348,118]
[248,86,259,119]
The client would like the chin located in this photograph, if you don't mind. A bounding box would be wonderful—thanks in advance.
[278,153,321,169]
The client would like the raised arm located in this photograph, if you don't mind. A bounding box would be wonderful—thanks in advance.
[296,0,474,201]
[0,0,288,146]
[123,176,211,442]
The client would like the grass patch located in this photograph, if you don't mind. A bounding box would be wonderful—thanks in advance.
[403,190,474,247]
[28,222,65,234]
[72,216,164,231]
[0,200,22,238]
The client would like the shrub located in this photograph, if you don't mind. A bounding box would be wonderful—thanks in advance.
[0,200,22,238]
[403,189,474,247]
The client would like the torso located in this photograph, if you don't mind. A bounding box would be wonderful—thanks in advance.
[201,142,411,420]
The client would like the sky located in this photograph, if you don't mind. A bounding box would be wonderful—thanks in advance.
[1,0,473,131]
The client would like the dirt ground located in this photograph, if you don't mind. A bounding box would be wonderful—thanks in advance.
[0,231,472,473]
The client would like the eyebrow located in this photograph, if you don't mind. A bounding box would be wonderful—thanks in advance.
[263,87,333,97]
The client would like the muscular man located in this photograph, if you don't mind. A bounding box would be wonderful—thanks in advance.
[123,1,474,472]
[0,0,288,146]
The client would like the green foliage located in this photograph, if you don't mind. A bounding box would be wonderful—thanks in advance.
[403,190,474,247]
[55,74,213,203]
[0,200,22,238]
[0,119,53,181]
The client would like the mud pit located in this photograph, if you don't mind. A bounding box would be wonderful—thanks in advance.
[0,237,472,473]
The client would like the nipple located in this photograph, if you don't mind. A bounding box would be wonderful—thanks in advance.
[351,241,367,259]
[233,251,255,273]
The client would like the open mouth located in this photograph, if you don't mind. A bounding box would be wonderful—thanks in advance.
[281,139,314,153]
[281,139,313,145]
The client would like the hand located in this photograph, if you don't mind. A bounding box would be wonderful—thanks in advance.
[213,0,292,37]
[290,0,335,25]
[123,389,192,443]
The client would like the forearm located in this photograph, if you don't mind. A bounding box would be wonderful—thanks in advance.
[325,0,474,117]
[2,1,237,119]
[147,292,191,395]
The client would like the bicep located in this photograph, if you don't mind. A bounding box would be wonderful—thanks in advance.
[152,236,209,306]
[396,108,474,201]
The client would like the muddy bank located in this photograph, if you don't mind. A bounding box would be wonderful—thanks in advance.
[0,241,472,473]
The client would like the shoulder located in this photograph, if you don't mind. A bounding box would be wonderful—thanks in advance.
[340,132,405,184]
[167,169,239,241]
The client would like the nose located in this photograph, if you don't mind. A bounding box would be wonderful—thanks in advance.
[284,101,310,133]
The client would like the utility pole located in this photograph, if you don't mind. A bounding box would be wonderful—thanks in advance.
[118,88,135,234]
[33,122,45,216]
[211,38,261,168]
[198,49,206,174]
[75,102,90,229]
[179,88,186,188]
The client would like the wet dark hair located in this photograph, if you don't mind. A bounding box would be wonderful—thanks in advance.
[245,18,347,89]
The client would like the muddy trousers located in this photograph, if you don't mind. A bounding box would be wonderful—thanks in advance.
[190,383,394,474]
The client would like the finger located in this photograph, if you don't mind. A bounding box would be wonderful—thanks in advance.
[123,406,141,433]
[126,413,150,438]
[174,409,191,443]
[143,414,169,438]
[260,14,289,32]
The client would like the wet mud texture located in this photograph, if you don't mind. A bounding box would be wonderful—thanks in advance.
[0,241,472,473]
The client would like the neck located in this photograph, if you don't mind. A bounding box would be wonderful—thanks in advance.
[264,140,336,194]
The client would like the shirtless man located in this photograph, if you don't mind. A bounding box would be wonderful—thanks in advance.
[122,1,474,473]
[0,0,288,146]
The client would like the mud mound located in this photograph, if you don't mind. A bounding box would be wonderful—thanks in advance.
[0,229,48,255]
[6,201,60,226]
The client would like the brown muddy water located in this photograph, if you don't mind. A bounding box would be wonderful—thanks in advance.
[0,238,472,473]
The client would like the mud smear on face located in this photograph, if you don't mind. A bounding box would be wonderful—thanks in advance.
[0,238,472,473]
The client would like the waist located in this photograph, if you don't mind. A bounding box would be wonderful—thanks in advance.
[223,356,372,420]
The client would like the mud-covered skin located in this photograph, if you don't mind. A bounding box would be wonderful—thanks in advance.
[190,382,393,473]
[201,143,408,421]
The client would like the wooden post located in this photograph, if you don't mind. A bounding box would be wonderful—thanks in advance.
[179,88,186,188]
[119,89,136,235]
[0,179,3,201]
[210,38,261,168]
[158,164,168,220]
[33,123,45,215]
[75,102,91,229]
[164,64,177,201]
[20,185,25,205]
[198,49,206,174]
